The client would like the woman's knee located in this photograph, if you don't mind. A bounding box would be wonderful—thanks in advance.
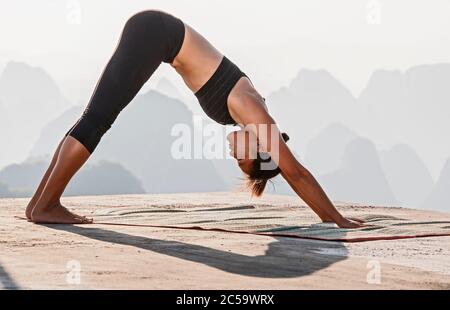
[65,113,114,154]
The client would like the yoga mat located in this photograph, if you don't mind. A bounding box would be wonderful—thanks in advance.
[90,204,450,243]
[18,203,450,243]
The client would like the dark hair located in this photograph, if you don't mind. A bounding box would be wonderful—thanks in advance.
[246,132,290,197]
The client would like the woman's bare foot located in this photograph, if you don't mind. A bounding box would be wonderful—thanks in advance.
[25,201,35,220]
[31,201,93,224]
[320,217,337,223]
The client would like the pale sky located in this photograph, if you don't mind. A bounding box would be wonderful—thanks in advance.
[1,0,450,104]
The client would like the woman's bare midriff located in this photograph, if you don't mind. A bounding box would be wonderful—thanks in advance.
[169,22,224,93]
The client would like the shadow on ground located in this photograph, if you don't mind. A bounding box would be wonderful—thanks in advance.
[48,225,348,278]
[0,262,20,289]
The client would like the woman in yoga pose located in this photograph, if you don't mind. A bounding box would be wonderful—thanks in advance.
[26,10,364,228]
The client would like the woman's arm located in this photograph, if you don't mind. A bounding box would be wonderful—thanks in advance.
[230,97,364,228]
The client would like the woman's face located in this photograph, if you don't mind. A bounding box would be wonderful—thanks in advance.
[227,130,258,175]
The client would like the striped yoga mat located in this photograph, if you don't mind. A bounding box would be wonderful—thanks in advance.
[91,203,450,243]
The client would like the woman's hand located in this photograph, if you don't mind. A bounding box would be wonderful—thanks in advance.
[348,217,365,224]
[336,217,366,229]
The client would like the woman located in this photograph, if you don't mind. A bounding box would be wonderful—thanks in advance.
[26,10,364,228]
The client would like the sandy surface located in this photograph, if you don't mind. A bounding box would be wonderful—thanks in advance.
[1,192,450,289]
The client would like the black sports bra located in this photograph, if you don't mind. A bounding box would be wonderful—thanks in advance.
[194,56,263,126]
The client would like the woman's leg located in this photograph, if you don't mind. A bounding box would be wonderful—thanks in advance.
[31,136,92,224]
[25,137,66,220]
[25,137,65,219]
[29,11,166,224]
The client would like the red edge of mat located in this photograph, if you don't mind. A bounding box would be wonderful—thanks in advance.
[15,216,450,243]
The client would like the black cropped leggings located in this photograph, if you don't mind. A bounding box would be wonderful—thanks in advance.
[65,10,185,153]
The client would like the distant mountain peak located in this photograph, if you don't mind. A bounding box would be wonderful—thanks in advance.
[288,68,355,102]
[304,122,359,176]
[360,63,450,101]
[437,158,450,182]
[1,61,54,86]
[320,122,358,136]
[319,137,397,205]
[155,77,184,101]
[342,137,380,168]
[422,157,450,211]
[405,62,450,76]
[0,60,70,109]
[379,143,434,208]
[292,68,342,86]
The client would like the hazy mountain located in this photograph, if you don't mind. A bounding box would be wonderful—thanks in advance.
[0,100,10,146]
[66,160,145,196]
[29,105,83,157]
[288,69,355,105]
[0,61,72,168]
[422,158,450,212]
[379,144,434,208]
[0,159,48,191]
[0,158,145,198]
[0,182,25,198]
[319,138,397,205]
[267,69,359,158]
[0,61,72,128]
[155,77,185,102]
[358,64,450,177]
[264,63,450,180]
[154,77,206,116]
[0,99,6,118]
[0,100,12,165]
[304,123,359,176]
[0,182,9,196]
